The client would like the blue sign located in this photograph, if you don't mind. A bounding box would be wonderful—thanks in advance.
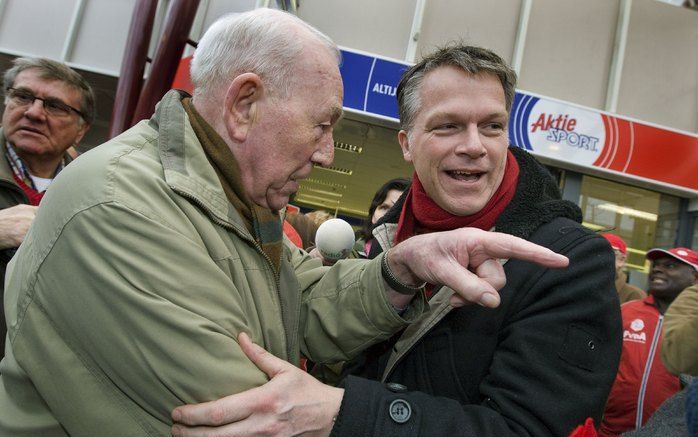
[339,48,409,120]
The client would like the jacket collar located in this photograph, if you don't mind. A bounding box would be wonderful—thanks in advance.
[149,90,250,236]
[642,295,657,306]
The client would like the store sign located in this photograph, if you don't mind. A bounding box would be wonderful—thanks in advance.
[509,93,698,191]
[514,97,605,167]
[338,49,409,120]
[172,49,698,192]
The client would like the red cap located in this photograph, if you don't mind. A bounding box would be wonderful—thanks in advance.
[646,247,698,271]
[602,234,627,255]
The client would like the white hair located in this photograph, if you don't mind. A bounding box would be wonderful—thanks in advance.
[191,8,339,99]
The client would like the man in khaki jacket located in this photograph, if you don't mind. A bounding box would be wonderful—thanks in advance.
[0,9,566,436]
[662,283,698,376]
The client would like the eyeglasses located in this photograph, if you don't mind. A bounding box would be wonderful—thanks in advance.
[5,87,84,119]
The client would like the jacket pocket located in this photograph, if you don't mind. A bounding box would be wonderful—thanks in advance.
[558,324,600,371]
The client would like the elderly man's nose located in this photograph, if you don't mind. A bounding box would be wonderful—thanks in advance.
[312,137,334,167]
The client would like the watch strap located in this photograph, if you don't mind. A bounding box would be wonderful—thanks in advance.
[380,252,427,295]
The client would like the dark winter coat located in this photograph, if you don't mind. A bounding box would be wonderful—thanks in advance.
[331,147,623,437]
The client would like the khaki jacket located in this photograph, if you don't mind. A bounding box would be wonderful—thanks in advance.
[0,91,423,436]
[0,129,73,355]
[662,283,698,376]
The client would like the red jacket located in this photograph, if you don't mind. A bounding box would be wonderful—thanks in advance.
[599,295,680,436]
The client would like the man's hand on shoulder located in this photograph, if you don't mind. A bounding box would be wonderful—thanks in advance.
[171,333,342,437]
[0,204,38,249]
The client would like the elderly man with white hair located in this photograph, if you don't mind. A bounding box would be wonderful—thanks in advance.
[0,9,566,436]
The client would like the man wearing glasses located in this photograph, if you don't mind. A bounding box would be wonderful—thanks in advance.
[0,57,94,356]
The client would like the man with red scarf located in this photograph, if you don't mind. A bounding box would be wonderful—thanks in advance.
[171,45,622,437]
[0,57,93,357]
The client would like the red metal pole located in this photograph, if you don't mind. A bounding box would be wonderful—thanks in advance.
[108,0,158,139]
[131,0,200,125]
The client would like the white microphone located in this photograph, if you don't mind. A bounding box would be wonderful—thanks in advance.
[315,218,355,261]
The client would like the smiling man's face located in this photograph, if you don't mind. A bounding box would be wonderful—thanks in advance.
[398,67,509,216]
[648,256,697,301]
[2,69,87,163]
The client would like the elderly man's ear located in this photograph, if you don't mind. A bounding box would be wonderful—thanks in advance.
[223,73,264,143]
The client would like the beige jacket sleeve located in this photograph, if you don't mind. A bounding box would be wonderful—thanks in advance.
[295,253,426,364]
[662,283,698,376]
[2,202,270,436]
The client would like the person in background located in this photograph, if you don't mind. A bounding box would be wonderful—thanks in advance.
[0,11,567,436]
[305,209,333,227]
[357,177,410,257]
[0,56,94,357]
[602,233,647,304]
[284,211,320,251]
[688,382,698,437]
[661,275,698,437]
[600,247,698,437]
[617,387,692,437]
[170,43,621,437]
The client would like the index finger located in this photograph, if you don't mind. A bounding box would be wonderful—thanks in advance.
[172,393,252,427]
[469,231,569,268]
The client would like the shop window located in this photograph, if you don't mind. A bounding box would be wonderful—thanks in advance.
[578,175,680,275]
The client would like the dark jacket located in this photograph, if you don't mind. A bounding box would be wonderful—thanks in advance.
[331,147,623,437]
[687,382,698,437]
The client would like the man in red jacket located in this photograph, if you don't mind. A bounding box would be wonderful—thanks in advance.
[599,247,698,436]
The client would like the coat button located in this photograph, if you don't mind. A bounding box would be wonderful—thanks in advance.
[389,399,412,423]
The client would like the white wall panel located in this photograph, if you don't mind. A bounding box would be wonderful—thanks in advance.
[196,0,256,39]
[298,0,417,61]
[617,0,698,132]
[0,0,695,134]
[0,0,76,59]
[518,0,618,109]
[418,0,521,65]
[69,0,137,75]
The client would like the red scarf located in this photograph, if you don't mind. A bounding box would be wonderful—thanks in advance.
[394,150,519,297]
[396,150,519,242]
[12,174,45,206]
